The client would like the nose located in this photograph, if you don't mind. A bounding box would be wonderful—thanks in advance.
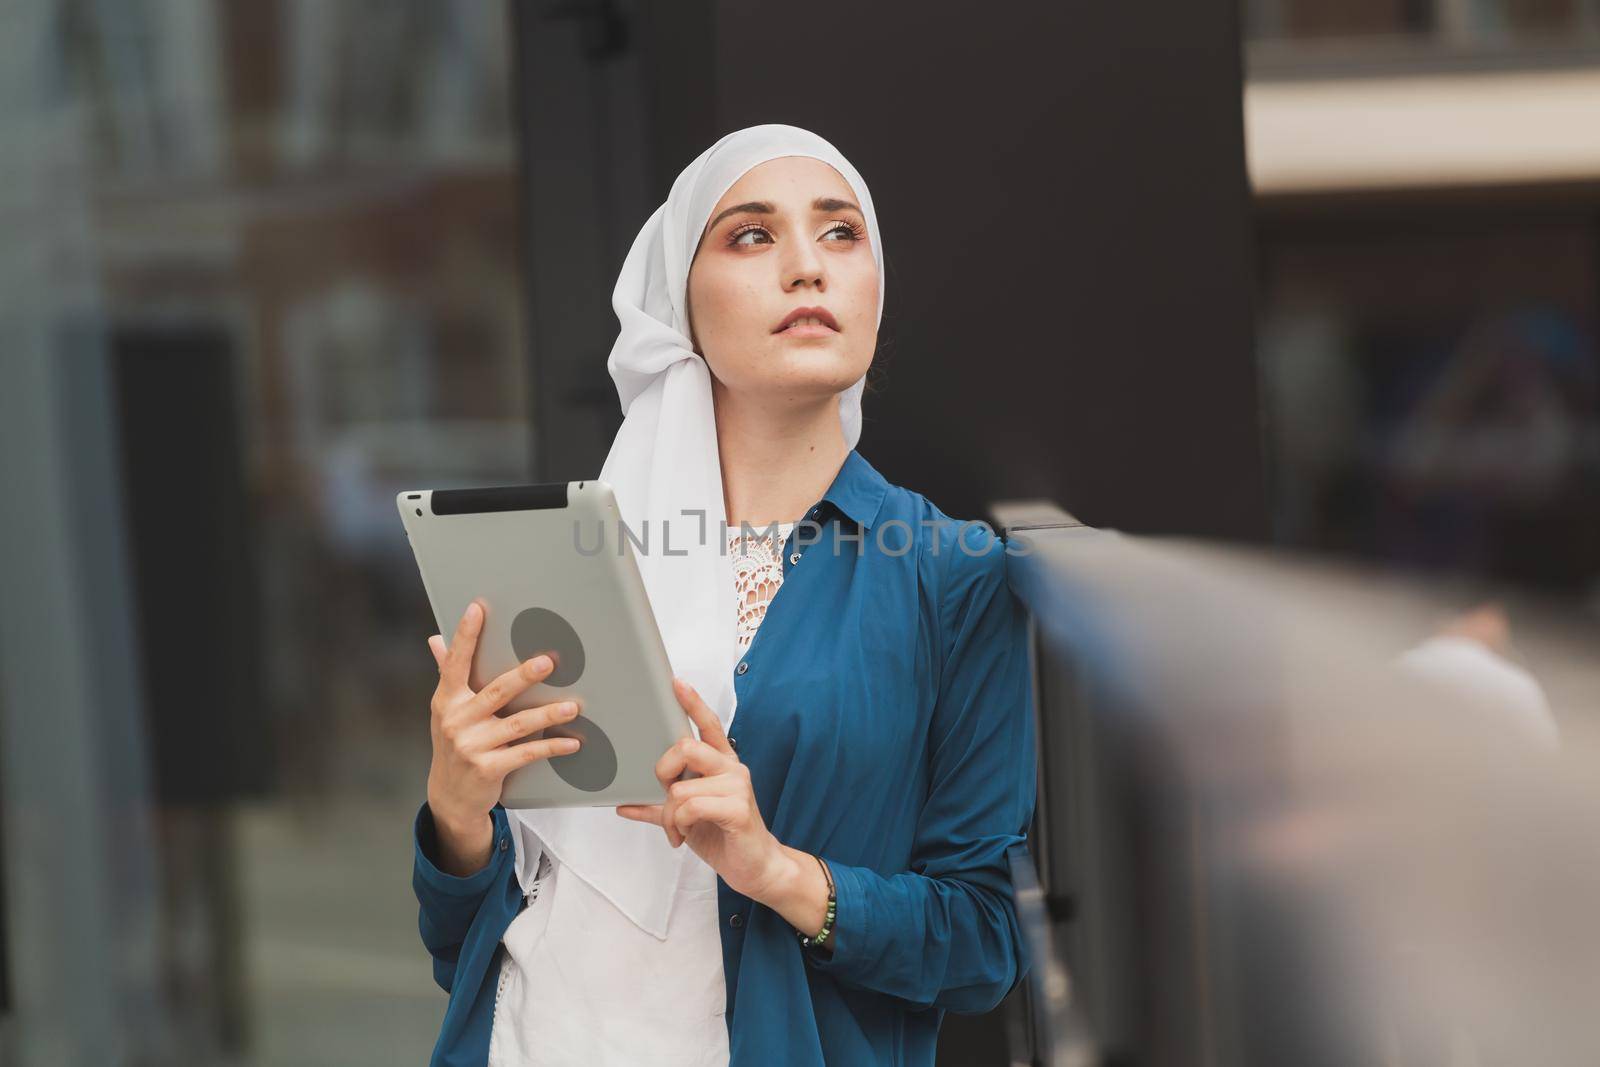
[783,234,826,292]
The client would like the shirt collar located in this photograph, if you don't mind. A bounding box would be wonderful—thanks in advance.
[819,448,890,531]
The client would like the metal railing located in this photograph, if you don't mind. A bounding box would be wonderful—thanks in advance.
[990,501,1106,1067]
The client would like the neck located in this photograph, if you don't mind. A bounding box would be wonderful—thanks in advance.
[713,383,851,529]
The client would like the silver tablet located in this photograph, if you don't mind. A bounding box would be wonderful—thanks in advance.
[396,479,691,808]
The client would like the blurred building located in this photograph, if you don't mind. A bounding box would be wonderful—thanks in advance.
[2,2,526,1062]
[1245,0,1600,598]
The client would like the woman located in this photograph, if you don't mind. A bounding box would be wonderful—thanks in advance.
[413,123,1037,1067]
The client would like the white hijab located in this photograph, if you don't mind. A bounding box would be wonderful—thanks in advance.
[508,124,887,938]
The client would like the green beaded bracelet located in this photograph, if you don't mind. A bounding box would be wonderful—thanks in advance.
[798,854,837,949]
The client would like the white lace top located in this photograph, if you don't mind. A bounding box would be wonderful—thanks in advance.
[485,521,796,1065]
[729,520,796,649]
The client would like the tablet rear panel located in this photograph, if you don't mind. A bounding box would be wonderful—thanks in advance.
[397,481,690,807]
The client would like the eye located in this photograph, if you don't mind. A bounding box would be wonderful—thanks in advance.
[728,223,772,247]
[822,220,867,243]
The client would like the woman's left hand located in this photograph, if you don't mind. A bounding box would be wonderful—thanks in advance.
[616,677,785,901]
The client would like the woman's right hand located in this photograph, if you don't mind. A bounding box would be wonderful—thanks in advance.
[424,598,582,876]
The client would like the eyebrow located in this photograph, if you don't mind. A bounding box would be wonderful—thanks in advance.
[704,196,864,236]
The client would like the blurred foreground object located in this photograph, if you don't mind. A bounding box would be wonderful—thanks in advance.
[1396,601,1560,750]
[992,501,1600,1066]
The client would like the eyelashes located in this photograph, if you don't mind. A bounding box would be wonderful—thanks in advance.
[726,219,867,248]
[831,220,869,243]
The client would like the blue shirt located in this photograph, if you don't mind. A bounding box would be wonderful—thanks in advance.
[412,447,1038,1066]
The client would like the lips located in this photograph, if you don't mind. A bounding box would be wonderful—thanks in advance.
[774,306,840,333]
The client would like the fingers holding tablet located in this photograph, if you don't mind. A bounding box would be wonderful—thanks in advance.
[425,599,584,872]
[671,676,734,756]
[475,651,564,718]
[432,597,485,694]
[494,700,581,749]
[430,599,569,726]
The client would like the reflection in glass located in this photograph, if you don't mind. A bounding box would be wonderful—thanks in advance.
[1,2,524,1062]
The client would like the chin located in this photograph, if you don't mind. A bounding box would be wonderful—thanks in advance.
[748,359,865,399]
[768,344,866,377]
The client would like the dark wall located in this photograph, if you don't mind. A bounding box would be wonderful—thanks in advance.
[520,0,1265,543]
[709,3,1266,542]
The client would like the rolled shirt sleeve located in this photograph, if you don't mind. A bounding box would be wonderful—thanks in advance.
[413,801,515,994]
[802,526,1038,1013]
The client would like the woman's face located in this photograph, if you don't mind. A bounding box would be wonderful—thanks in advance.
[686,155,878,409]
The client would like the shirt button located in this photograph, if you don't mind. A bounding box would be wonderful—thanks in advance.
[729,912,744,928]
[498,837,509,852]
[735,661,749,675]
[789,552,801,565]
[729,736,739,752]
